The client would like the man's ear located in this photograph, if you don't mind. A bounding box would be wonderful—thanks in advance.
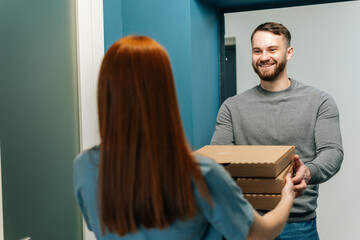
[286,47,294,60]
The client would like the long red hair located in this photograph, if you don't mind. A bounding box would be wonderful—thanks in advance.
[97,35,211,236]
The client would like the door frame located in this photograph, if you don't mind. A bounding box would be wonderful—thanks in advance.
[75,0,104,239]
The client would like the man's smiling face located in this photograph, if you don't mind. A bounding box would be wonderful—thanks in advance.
[251,31,291,82]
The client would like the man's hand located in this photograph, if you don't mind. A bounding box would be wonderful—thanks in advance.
[291,154,311,198]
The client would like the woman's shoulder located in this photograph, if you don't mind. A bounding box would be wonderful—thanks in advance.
[193,154,231,183]
[194,154,218,170]
[74,145,100,172]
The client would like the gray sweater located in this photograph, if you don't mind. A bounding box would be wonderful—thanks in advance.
[210,79,343,222]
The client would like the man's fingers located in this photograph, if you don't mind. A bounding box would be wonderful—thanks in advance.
[293,180,307,191]
[293,179,306,198]
[292,170,304,184]
[293,154,301,168]
[290,155,310,198]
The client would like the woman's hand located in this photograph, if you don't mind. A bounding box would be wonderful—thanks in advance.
[282,173,295,200]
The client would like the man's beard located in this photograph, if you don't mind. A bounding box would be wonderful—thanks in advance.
[252,59,287,82]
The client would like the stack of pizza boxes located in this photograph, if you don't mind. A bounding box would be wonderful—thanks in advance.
[194,145,294,210]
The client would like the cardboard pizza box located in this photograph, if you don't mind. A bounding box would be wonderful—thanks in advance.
[194,145,295,177]
[236,163,293,194]
[243,194,281,210]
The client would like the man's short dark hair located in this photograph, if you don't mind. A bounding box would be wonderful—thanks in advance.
[251,22,291,47]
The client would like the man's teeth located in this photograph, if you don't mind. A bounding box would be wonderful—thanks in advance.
[259,63,274,67]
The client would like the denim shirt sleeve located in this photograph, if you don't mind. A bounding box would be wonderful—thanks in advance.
[194,155,254,240]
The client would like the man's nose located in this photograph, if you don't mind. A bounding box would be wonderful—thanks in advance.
[260,51,270,61]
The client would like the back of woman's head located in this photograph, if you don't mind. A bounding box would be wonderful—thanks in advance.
[97,36,210,236]
[98,36,179,145]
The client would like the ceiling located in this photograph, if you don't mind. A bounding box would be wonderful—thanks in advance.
[200,0,355,12]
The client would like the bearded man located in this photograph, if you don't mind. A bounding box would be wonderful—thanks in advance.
[211,22,343,240]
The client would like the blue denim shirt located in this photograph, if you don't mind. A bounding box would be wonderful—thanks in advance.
[73,146,253,240]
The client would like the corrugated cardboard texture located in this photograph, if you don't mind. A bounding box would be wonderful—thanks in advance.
[243,194,281,210]
[236,164,293,194]
[194,145,295,177]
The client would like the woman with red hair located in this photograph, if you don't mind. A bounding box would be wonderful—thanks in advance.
[74,35,294,240]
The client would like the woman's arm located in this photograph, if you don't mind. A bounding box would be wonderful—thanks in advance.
[246,173,294,240]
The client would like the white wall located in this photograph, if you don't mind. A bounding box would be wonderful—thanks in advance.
[225,1,360,239]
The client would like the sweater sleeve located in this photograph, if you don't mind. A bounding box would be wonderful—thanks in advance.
[210,102,235,145]
[307,92,344,184]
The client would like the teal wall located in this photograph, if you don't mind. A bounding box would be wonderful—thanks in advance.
[0,0,82,239]
[190,1,220,148]
[0,0,220,238]
[103,0,123,51]
[103,0,220,150]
